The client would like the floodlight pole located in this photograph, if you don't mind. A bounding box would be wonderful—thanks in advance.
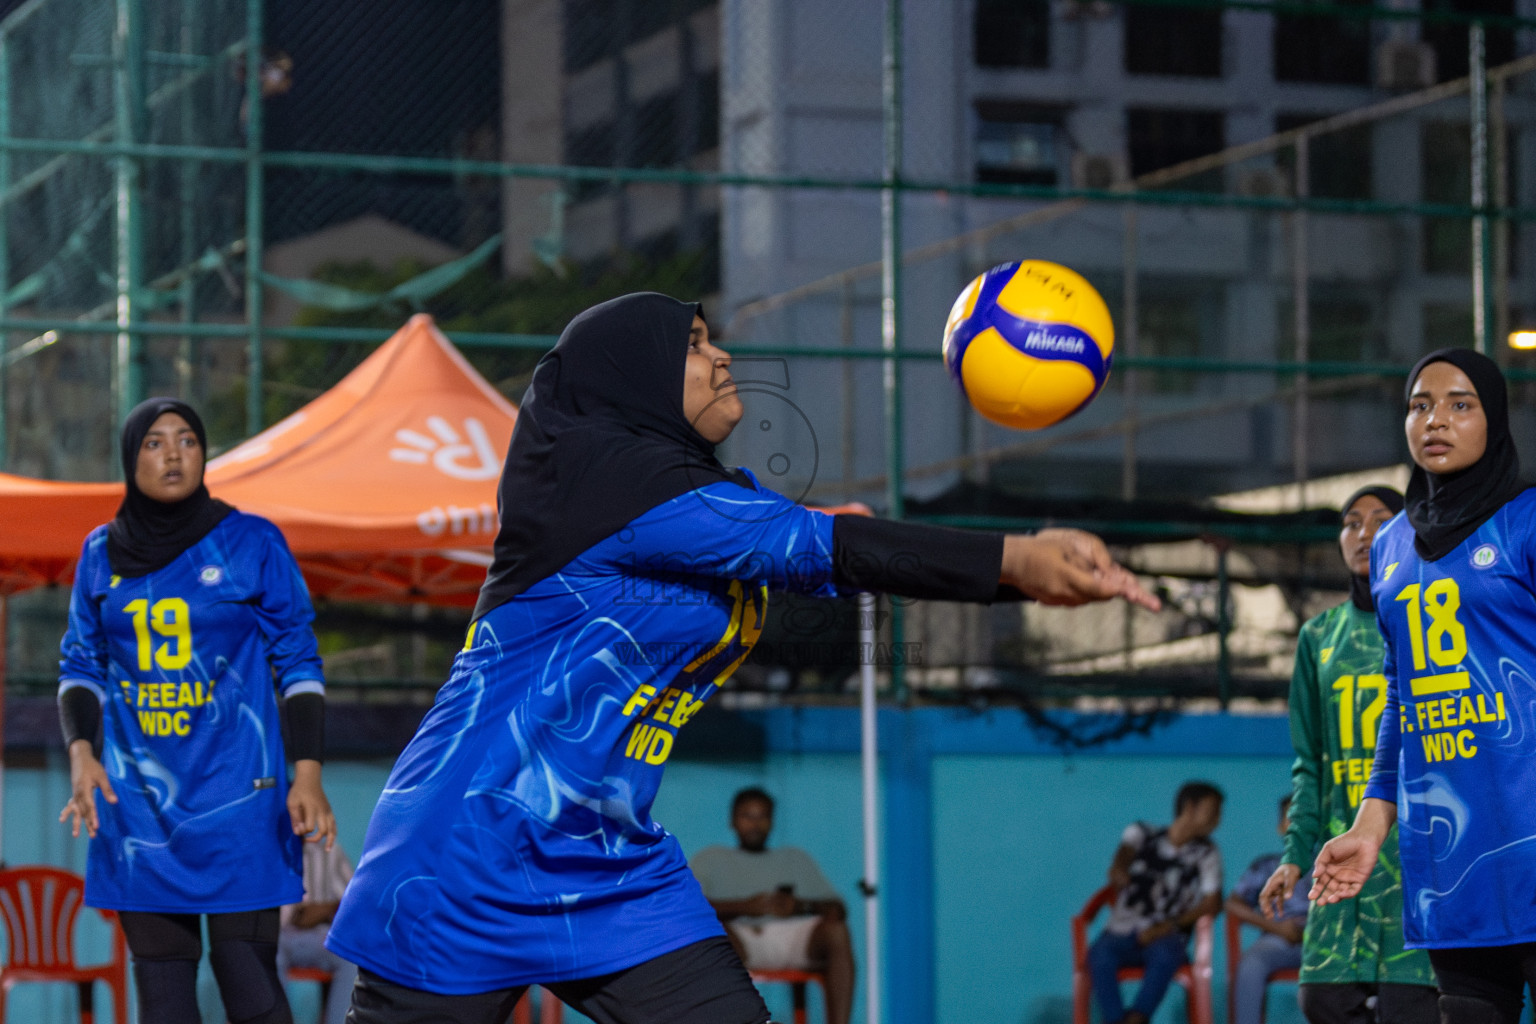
[1470,23,1492,355]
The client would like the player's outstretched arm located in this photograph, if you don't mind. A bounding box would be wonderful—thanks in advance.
[1003,529,1161,610]
[1309,797,1395,905]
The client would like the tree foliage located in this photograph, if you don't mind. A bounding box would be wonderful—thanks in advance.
[206,249,711,446]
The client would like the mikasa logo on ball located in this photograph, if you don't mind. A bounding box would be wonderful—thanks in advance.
[1023,327,1087,354]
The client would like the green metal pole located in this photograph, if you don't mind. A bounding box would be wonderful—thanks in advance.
[0,39,10,469]
[244,0,265,436]
[114,0,147,430]
[882,0,906,701]
[178,0,199,399]
[1470,23,1493,355]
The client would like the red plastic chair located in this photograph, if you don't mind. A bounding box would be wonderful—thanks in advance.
[750,969,826,1024]
[1224,915,1299,1024]
[0,866,128,1024]
[511,986,565,1024]
[1071,884,1214,1024]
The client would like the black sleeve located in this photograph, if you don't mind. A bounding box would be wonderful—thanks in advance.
[832,515,1018,603]
[283,692,325,763]
[59,686,102,752]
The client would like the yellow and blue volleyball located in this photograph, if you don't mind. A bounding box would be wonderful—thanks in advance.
[941,260,1115,430]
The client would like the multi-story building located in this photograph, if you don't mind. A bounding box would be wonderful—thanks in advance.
[501,0,1534,507]
[714,0,1536,507]
[502,0,722,285]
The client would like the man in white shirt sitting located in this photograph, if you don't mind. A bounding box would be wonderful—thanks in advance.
[690,787,854,1024]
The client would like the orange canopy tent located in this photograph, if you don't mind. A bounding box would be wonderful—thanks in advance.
[205,314,516,606]
[0,313,517,607]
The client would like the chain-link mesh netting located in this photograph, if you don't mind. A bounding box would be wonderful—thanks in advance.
[2,0,1533,705]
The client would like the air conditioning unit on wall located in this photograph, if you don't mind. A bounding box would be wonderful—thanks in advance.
[1072,152,1128,190]
[1377,40,1436,91]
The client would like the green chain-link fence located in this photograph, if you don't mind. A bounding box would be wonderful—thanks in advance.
[4,0,1535,706]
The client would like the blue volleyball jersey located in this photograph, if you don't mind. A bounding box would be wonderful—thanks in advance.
[58,511,321,913]
[1365,489,1536,948]
[326,473,839,993]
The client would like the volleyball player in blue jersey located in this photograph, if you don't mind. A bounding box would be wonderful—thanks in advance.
[327,292,1159,1024]
[58,398,337,1024]
[1311,349,1536,1024]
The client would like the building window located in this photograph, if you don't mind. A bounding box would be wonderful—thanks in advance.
[974,101,1061,185]
[1276,114,1372,200]
[566,120,616,201]
[629,0,675,44]
[1138,282,1224,393]
[633,92,680,168]
[974,0,1050,69]
[1423,0,1513,81]
[1422,121,1469,274]
[1273,0,1371,84]
[1279,295,1383,363]
[564,0,617,74]
[691,68,720,155]
[1424,302,1474,347]
[1124,7,1222,77]
[1126,108,1225,191]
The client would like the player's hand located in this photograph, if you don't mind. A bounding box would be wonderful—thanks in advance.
[59,740,116,839]
[1309,829,1384,905]
[1138,921,1174,945]
[1003,530,1161,611]
[1108,865,1131,890]
[288,760,337,851]
[1259,862,1300,919]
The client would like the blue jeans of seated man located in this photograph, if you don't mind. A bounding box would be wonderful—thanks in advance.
[1232,933,1302,1024]
[1089,929,1190,1023]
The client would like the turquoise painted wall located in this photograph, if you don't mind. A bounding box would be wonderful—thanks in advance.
[0,712,1314,1024]
[931,753,1304,1024]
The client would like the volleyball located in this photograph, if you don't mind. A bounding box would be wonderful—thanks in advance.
[941,260,1115,430]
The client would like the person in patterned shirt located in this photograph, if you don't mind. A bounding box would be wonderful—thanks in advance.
[1088,781,1224,1024]
[1260,486,1436,1024]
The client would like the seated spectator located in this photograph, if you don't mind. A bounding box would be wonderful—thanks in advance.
[1088,781,1224,1024]
[278,839,358,1024]
[690,787,854,1024]
[1226,796,1309,1024]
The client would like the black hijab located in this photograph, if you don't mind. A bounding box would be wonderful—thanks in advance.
[1341,485,1404,613]
[107,398,232,578]
[1403,348,1524,562]
[472,292,746,620]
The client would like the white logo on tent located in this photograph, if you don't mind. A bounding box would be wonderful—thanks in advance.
[390,417,501,480]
